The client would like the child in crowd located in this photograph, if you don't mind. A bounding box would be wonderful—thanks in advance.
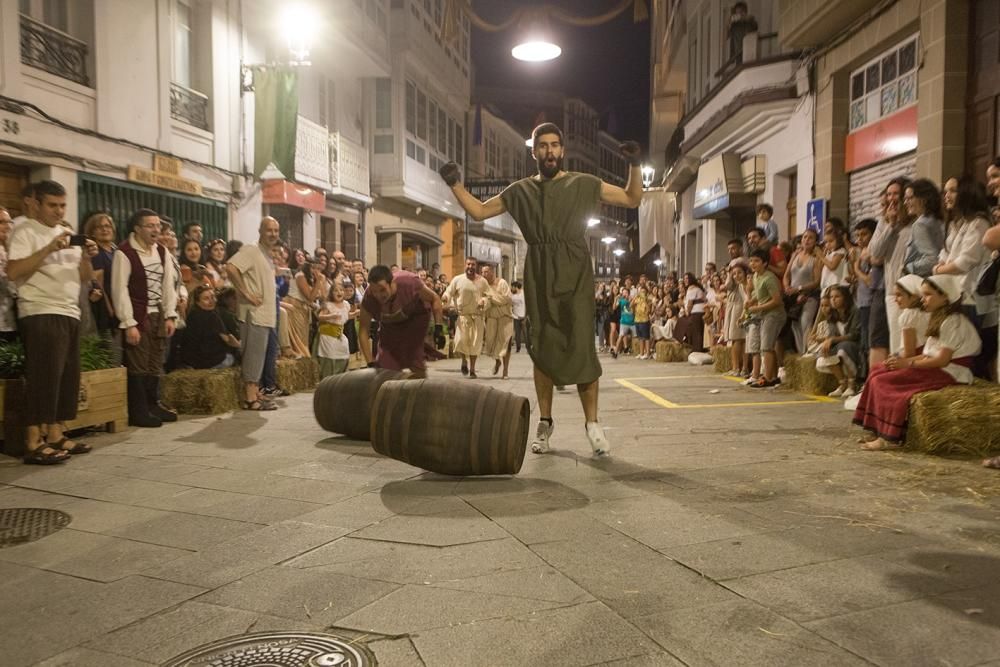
[851,218,880,380]
[814,285,861,399]
[724,261,749,376]
[854,274,981,451]
[819,228,849,292]
[612,286,634,359]
[316,283,351,378]
[633,286,652,359]
[804,295,833,357]
[744,249,787,388]
[894,274,930,358]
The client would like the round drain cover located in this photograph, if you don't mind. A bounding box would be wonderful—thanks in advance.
[162,631,376,667]
[0,508,71,548]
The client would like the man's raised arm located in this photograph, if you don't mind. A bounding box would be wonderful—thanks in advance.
[438,162,506,221]
[600,141,643,209]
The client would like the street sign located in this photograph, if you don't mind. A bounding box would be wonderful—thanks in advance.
[806,198,826,237]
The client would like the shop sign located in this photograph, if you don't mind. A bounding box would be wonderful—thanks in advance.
[845,105,918,172]
[262,179,325,211]
[127,165,202,196]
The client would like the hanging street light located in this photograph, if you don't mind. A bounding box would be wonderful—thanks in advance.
[512,41,562,61]
[512,8,561,62]
[613,248,626,256]
[641,165,655,189]
[281,3,319,65]
[601,236,615,244]
[588,218,600,227]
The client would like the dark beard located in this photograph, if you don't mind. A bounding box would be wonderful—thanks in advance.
[537,155,563,179]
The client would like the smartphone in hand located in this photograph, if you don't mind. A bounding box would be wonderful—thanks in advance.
[68,234,88,246]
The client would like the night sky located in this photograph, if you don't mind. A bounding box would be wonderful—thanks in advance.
[470,0,651,148]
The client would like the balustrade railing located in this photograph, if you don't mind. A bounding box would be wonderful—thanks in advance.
[170,82,210,131]
[19,13,89,86]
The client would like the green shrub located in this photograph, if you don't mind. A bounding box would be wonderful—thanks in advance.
[0,335,113,379]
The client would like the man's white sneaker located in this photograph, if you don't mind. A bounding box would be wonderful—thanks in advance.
[586,421,610,457]
[742,376,758,386]
[530,420,554,454]
[828,385,846,398]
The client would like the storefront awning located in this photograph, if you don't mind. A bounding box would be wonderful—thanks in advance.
[692,153,759,219]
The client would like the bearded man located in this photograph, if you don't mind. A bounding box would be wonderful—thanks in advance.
[439,123,642,457]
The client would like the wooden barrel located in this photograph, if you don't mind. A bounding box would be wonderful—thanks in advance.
[370,379,530,476]
[313,368,404,440]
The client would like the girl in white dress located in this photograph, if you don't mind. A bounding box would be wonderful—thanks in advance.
[316,283,351,378]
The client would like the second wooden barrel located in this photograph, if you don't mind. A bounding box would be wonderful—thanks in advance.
[370,379,530,476]
[313,368,404,440]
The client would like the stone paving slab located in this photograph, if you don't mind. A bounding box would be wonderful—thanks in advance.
[197,565,400,625]
[145,520,350,588]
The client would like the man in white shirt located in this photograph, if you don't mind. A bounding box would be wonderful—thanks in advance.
[7,180,98,464]
[111,208,179,428]
[227,217,280,410]
[511,280,526,352]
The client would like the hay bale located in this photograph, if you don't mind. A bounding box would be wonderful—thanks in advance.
[712,346,731,374]
[655,340,691,363]
[162,368,241,414]
[277,357,319,394]
[906,381,1000,457]
[782,353,839,396]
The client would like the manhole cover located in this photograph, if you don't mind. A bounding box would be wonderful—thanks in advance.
[162,631,376,667]
[0,508,71,548]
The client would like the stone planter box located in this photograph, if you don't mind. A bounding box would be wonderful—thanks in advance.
[1,367,127,457]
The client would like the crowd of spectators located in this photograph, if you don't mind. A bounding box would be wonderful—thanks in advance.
[596,158,1000,465]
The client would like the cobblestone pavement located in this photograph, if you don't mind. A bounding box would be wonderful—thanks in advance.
[2,352,1000,666]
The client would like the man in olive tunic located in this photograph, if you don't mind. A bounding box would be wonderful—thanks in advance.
[439,123,642,457]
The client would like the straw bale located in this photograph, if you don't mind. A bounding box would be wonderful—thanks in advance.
[712,346,731,373]
[277,357,319,394]
[906,381,1000,457]
[655,340,691,363]
[162,368,241,414]
[782,353,839,396]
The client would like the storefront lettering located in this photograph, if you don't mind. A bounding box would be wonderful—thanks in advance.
[127,165,203,196]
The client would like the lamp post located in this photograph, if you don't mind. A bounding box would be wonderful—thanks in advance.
[641,165,655,189]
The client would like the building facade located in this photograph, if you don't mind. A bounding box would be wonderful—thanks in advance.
[364,0,471,272]
[649,0,812,275]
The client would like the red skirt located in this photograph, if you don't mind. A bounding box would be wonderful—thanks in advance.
[852,364,957,442]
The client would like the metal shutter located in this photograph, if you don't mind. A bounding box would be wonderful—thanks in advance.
[847,152,917,225]
[77,173,228,241]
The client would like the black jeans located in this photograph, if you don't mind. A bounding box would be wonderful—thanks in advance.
[513,318,524,351]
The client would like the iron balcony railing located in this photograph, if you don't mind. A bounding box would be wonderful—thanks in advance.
[19,13,89,86]
[170,81,210,131]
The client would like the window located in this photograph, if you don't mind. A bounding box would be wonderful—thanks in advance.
[406,139,416,159]
[405,81,416,133]
[448,117,456,161]
[416,89,427,140]
[428,100,438,151]
[374,135,394,154]
[21,0,69,31]
[319,78,337,128]
[437,107,447,154]
[173,0,193,88]
[374,78,391,129]
[849,35,919,132]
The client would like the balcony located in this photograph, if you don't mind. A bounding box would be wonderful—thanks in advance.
[778,0,873,49]
[19,14,89,87]
[169,82,209,132]
[330,132,371,203]
[465,179,521,241]
[294,115,333,191]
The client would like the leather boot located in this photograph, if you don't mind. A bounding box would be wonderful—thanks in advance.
[145,376,177,422]
[127,375,161,428]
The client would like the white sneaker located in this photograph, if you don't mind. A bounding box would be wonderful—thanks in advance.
[530,420,554,454]
[841,384,857,400]
[586,421,610,457]
[742,376,758,386]
[828,385,846,398]
[777,367,787,382]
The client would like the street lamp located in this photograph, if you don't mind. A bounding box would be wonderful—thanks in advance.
[512,8,561,62]
[281,4,319,65]
[601,236,615,244]
[613,248,626,256]
[641,165,655,189]
[588,218,600,227]
[653,259,663,266]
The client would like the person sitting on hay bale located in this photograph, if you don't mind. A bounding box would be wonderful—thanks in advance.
[813,285,862,399]
[853,274,981,451]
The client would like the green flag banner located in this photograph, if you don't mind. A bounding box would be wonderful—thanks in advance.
[253,67,299,179]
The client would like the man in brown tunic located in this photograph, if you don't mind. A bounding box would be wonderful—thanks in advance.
[439,123,642,457]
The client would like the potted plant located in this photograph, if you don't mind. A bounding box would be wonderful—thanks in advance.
[0,336,127,457]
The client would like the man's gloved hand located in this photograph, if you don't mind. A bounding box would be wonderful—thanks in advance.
[433,324,447,350]
[438,161,461,187]
[620,141,642,167]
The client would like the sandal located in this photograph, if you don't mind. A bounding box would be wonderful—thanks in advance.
[861,438,902,451]
[982,456,1000,469]
[242,399,277,411]
[23,443,70,465]
[49,437,92,454]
